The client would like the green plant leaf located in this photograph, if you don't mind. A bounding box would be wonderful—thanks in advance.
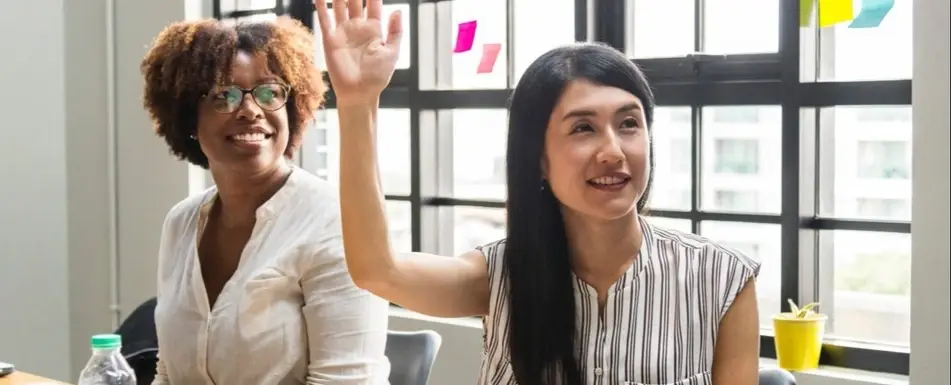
[796,302,820,318]
[786,299,821,318]
[787,298,800,315]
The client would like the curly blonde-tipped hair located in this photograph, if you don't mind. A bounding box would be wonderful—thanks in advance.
[141,16,326,168]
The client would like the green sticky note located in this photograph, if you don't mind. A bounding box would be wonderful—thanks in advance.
[800,0,816,27]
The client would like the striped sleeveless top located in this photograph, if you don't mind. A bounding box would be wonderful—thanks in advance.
[475,216,761,385]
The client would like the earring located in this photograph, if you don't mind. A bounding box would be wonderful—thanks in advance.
[540,179,547,191]
[190,134,197,140]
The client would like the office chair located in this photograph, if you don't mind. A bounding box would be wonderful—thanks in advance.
[385,330,443,385]
[114,297,159,385]
[759,367,796,385]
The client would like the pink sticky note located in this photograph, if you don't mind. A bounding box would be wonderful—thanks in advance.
[477,43,502,74]
[453,20,478,53]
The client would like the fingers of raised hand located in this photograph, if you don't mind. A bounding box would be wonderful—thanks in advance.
[314,1,332,37]
[347,0,364,19]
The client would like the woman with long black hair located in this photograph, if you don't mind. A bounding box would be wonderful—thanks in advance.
[315,0,762,384]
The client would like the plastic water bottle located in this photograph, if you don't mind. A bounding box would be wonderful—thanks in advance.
[77,334,137,385]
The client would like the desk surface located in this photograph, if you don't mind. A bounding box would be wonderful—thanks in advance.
[0,371,70,385]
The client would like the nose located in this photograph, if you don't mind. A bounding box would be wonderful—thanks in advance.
[596,130,624,164]
[235,93,263,121]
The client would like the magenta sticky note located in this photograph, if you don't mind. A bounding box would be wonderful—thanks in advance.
[477,43,502,74]
[453,20,478,53]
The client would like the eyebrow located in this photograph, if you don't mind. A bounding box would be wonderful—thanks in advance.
[562,103,641,121]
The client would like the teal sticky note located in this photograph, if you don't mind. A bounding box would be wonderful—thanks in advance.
[848,0,894,28]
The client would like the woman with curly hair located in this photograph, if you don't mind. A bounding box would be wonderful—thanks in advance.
[141,16,390,385]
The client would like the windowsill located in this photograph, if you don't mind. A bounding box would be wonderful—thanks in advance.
[757,359,907,385]
[388,307,909,385]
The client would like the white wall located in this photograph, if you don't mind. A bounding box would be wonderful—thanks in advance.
[0,0,70,379]
[909,0,951,384]
[1,0,204,381]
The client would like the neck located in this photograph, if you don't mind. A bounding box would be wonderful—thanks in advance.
[562,209,643,275]
[209,161,292,226]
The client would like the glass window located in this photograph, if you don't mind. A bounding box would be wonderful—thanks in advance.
[312,3,412,70]
[713,139,759,174]
[453,206,506,255]
[312,108,412,196]
[221,0,275,14]
[646,216,693,233]
[630,0,694,58]
[855,198,909,221]
[451,109,508,201]
[188,165,211,196]
[702,106,781,214]
[823,230,910,346]
[631,0,778,57]
[386,201,413,253]
[513,0,575,84]
[856,141,910,179]
[448,0,508,89]
[818,0,912,81]
[703,0,779,54]
[714,189,759,213]
[700,221,782,329]
[819,106,912,221]
[650,107,692,211]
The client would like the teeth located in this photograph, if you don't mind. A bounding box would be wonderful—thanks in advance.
[591,176,625,185]
[232,133,267,141]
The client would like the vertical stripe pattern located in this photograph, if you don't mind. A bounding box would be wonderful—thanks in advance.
[476,216,761,385]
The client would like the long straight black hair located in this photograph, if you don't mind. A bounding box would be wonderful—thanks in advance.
[503,43,656,385]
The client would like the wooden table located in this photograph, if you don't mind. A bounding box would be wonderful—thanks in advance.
[0,371,70,385]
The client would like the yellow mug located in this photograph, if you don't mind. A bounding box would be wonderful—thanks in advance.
[772,313,827,371]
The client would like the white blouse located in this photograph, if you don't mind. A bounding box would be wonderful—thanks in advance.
[152,168,391,385]
[477,216,761,385]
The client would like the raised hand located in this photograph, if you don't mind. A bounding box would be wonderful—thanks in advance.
[314,0,402,106]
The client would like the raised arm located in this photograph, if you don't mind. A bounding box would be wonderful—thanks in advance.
[315,0,489,318]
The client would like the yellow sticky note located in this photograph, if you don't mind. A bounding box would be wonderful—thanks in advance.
[800,0,816,26]
[818,0,854,27]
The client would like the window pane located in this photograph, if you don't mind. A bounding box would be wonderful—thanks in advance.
[645,216,693,233]
[453,206,506,255]
[221,13,277,26]
[819,0,911,81]
[704,0,779,54]
[650,107,692,211]
[451,109,507,201]
[221,0,275,14]
[823,230,910,346]
[701,106,781,214]
[188,165,211,196]
[386,201,413,253]
[819,106,911,221]
[448,0,508,89]
[700,221,781,329]
[313,3,411,70]
[513,0,575,84]
[630,0,695,58]
[313,109,412,195]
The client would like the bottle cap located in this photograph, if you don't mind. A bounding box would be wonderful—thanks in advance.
[90,334,122,349]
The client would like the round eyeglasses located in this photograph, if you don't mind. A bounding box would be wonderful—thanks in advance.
[206,83,291,113]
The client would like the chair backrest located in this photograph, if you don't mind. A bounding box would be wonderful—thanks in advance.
[114,297,159,385]
[759,367,796,385]
[385,330,442,385]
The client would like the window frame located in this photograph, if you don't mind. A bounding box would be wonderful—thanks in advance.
[215,0,911,375]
